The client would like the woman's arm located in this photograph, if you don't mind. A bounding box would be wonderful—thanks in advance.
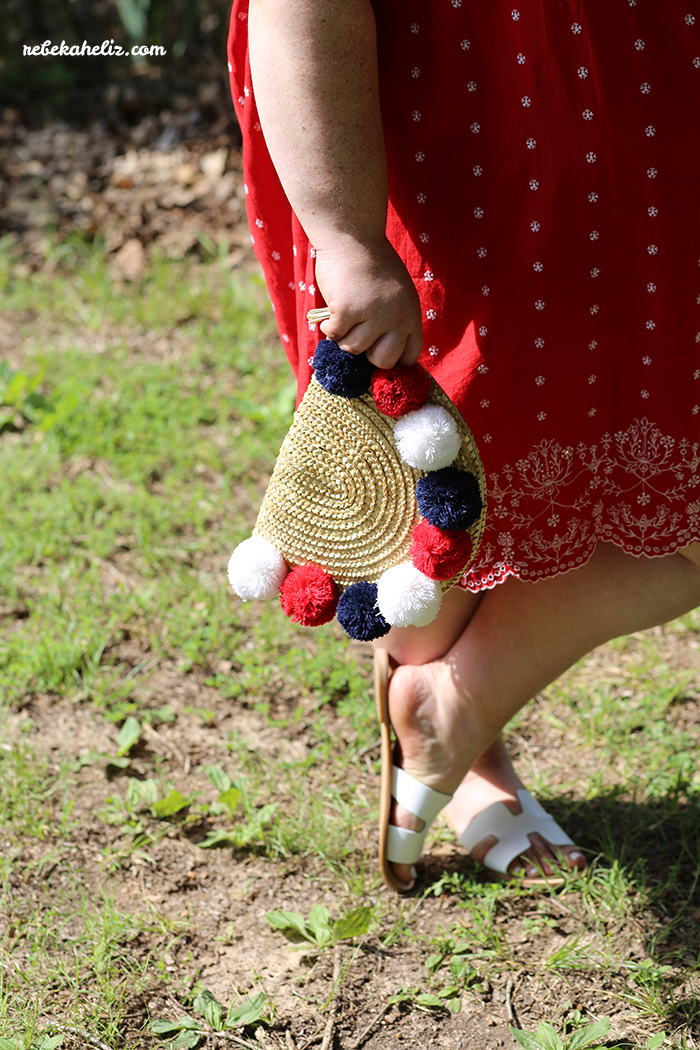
[248,0,422,367]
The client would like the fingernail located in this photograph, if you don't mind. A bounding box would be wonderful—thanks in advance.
[568,851,584,863]
[527,865,538,877]
[410,866,418,879]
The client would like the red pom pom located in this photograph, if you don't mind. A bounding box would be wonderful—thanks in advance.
[410,520,473,580]
[371,364,431,418]
[280,564,339,626]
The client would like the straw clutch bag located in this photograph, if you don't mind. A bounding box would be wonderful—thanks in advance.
[228,338,486,641]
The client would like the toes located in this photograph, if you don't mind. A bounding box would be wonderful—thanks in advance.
[507,838,586,879]
[565,848,586,871]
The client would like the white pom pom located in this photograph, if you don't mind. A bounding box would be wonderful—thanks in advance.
[227,536,287,600]
[376,563,443,628]
[394,404,461,471]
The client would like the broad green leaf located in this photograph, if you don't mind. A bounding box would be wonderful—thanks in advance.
[437,985,459,998]
[107,756,131,769]
[334,905,372,942]
[197,829,238,849]
[225,992,267,1028]
[217,787,241,816]
[3,371,29,406]
[449,955,474,979]
[569,1018,610,1050]
[644,1037,666,1050]
[116,716,141,756]
[536,1022,565,1050]
[307,904,333,945]
[126,776,157,810]
[448,998,461,1014]
[264,910,309,943]
[153,789,189,818]
[152,1016,193,1033]
[170,1031,201,1050]
[206,765,232,792]
[31,1035,64,1050]
[415,993,446,1008]
[451,942,472,954]
[153,1016,199,1035]
[193,991,225,1031]
[387,991,411,1005]
[425,953,443,974]
[509,1029,542,1050]
[0,1040,21,1050]
[201,999,224,1030]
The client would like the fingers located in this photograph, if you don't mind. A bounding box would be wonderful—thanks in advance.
[318,317,423,370]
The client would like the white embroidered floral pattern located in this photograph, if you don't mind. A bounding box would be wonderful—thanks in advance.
[465,418,700,590]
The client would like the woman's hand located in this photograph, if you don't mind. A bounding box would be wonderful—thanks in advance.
[315,237,423,369]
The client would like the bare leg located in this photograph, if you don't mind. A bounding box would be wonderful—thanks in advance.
[380,541,700,886]
[376,585,584,878]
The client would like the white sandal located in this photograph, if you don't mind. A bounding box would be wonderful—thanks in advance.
[458,788,577,886]
[376,649,452,893]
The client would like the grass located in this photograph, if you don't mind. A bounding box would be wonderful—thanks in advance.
[0,239,699,1047]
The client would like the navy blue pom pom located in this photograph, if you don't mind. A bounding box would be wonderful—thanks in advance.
[416,468,483,530]
[336,581,391,641]
[313,340,374,398]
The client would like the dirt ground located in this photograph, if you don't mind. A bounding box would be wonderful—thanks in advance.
[4,624,699,1048]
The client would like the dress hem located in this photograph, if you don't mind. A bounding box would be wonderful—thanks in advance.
[459,531,700,593]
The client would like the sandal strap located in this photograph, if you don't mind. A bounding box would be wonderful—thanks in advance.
[392,767,453,824]
[459,789,574,875]
[386,824,430,865]
[386,768,453,866]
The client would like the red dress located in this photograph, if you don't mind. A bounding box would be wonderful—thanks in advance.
[227,1,700,591]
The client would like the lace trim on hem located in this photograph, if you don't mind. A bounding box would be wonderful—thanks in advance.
[457,531,700,593]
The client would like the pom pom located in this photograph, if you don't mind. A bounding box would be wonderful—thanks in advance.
[313,339,374,398]
[336,582,391,641]
[371,364,431,418]
[280,563,339,626]
[228,536,288,600]
[394,404,462,471]
[376,563,443,628]
[410,520,473,580]
[416,467,483,530]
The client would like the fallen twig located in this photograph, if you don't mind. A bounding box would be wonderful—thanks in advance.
[297,1036,322,1050]
[505,977,520,1029]
[285,1031,298,1050]
[319,945,342,1050]
[350,1003,391,1050]
[51,1026,114,1050]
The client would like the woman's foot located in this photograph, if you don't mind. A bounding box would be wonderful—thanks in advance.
[386,663,584,887]
[386,660,476,888]
[443,738,586,880]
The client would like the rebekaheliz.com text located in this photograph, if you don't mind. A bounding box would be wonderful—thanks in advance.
[23,39,166,58]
